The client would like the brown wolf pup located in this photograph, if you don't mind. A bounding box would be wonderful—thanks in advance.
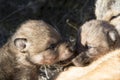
[72,20,120,66]
[0,20,74,80]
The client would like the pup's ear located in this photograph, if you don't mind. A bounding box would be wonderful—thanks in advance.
[14,38,27,52]
[108,31,117,42]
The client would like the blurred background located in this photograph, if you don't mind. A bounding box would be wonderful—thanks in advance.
[0,0,96,47]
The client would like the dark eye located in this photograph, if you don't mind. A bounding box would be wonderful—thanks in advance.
[85,44,92,49]
[88,46,92,49]
[47,43,57,50]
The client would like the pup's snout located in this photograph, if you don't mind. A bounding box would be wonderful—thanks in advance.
[69,45,75,52]
[62,38,75,52]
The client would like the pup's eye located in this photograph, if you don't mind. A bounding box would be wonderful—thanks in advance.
[47,43,57,50]
[87,46,92,49]
[85,44,92,49]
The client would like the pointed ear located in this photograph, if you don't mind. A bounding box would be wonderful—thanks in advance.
[108,31,117,42]
[14,38,27,52]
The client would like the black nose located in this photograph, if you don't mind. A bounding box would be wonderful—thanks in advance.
[69,45,75,52]
[67,41,75,52]
[63,38,76,52]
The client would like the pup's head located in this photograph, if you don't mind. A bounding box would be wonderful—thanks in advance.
[72,20,120,66]
[78,20,120,53]
[9,20,74,65]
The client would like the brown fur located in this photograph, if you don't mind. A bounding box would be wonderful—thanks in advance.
[110,16,120,36]
[72,20,120,66]
[55,49,120,80]
[110,16,120,26]
[95,0,120,21]
[0,20,73,80]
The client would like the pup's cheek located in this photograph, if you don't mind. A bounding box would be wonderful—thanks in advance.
[30,53,57,65]
[59,50,73,61]
[30,54,45,65]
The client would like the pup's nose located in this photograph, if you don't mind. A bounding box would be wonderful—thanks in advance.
[63,38,75,52]
[69,46,75,52]
[66,41,75,52]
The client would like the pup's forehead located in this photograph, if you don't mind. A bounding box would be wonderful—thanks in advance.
[11,20,62,52]
[13,20,61,39]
